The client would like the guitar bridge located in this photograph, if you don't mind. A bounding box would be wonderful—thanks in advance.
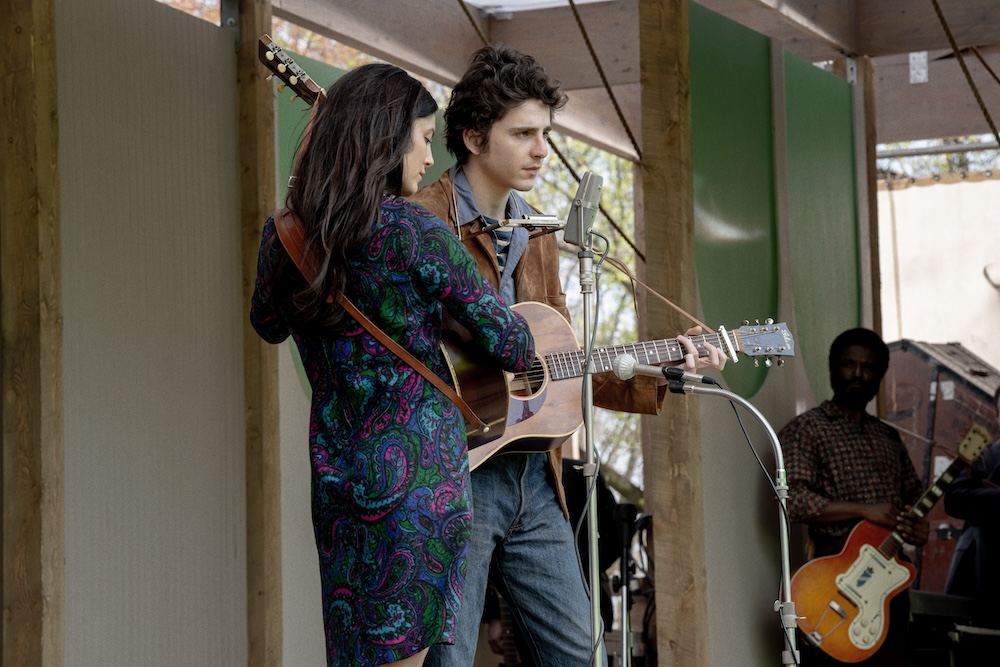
[806,599,849,647]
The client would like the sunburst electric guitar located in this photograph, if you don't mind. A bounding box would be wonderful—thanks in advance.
[790,423,991,663]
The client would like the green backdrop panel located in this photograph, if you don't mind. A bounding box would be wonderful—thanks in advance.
[783,52,860,401]
[690,3,777,396]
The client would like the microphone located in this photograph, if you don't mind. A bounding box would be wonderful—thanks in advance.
[611,354,718,385]
[498,215,564,230]
[464,214,564,239]
[563,172,603,248]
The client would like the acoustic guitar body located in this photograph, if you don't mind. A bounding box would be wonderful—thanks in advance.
[444,302,584,470]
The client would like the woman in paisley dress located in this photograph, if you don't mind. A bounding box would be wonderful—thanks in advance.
[250,64,535,666]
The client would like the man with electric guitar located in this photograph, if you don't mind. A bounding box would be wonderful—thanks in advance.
[780,328,929,665]
[409,44,728,666]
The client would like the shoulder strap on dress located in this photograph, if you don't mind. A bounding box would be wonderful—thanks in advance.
[271,207,488,434]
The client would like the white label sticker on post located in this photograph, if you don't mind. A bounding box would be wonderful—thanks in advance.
[909,51,928,84]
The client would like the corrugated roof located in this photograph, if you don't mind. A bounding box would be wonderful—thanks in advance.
[889,339,1000,400]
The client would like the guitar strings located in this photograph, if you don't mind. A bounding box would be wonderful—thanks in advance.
[509,332,737,386]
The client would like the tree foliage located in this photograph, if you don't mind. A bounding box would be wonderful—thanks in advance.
[877,134,1000,179]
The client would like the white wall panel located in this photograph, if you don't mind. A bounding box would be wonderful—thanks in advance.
[58,1,246,664]
[278,342,326,665]
[879,178,1000,370]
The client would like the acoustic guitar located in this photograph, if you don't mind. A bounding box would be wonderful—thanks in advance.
[448,301,795,469]
[790,423,991,662]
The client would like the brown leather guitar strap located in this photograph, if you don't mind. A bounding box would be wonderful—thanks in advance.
[272,207,489,434]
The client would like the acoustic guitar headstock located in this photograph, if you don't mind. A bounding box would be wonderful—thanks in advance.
[258,34,324,107]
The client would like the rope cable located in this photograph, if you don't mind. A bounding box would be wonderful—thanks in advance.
[455,0,490,47]
[567,0,643,161]
[931,0,1000,147]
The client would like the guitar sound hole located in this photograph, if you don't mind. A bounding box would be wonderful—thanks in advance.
[509,358,546,398]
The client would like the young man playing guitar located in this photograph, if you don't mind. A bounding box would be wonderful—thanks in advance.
[409,44,726,666]
[780,328,929,665]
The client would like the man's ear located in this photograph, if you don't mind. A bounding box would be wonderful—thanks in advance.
[463,129,485,156]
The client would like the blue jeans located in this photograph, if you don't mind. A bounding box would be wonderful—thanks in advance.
[426,453,604,666]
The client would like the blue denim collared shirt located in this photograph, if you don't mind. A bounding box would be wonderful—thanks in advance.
[449,164,530,306]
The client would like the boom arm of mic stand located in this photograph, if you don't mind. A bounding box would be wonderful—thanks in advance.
[463,217,564,240]
[669,381,800,667]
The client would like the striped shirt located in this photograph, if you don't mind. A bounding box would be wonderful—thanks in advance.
[483,216,513,270]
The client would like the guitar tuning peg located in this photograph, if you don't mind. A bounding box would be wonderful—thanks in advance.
[265,74,274,82]
[265,51,274,62]
[290,94,298,102]
[289,75,299,86]
[742,320,750,326]
[777,359,785,367]
[764,358,773,368]
[754,319,761,325]
[277,83,286,93]
[753,359,760,368]
[277,63,287,74]
[765,317,774,325]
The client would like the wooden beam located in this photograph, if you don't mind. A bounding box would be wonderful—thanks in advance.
[638,0,709,664]
[271,0,642,159]
[560,85,641,161]
[691,0,1000,61]
[858,0,1000,57]
[272,0,484,85]
[267,1,1000,153]
[854,56,882,331]
[0,0,63,666]
[873,50,1000,143]
[237,2,282,666]
[697,0,858,60]
[490,0,641,89]
[275,0,642,90]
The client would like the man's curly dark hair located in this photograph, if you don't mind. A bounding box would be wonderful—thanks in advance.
[445,44,567,164]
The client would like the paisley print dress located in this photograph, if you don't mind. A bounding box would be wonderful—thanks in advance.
[250,197,535,665]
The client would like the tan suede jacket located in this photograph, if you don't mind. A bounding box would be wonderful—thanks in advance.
[410,169,666,517]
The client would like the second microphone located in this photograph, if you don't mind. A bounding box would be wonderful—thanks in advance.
[611,353,718,385]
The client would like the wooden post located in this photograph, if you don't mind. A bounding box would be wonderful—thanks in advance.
[831,56,880,332]
[638,0,709,665]
[856,56,881,333]
[237,2,282,666]
[0,0,64,666]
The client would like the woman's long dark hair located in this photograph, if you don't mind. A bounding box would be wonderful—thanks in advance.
[272,63,437,333]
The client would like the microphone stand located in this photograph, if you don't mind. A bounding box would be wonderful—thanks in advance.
[666,380,800,667]
[563,171,605,663]
[578,231,604,662]
[614,503,638,667]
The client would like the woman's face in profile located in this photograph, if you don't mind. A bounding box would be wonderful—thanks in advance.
[401,115,436,197]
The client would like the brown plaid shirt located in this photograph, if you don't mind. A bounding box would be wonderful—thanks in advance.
[779,400,923,555]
